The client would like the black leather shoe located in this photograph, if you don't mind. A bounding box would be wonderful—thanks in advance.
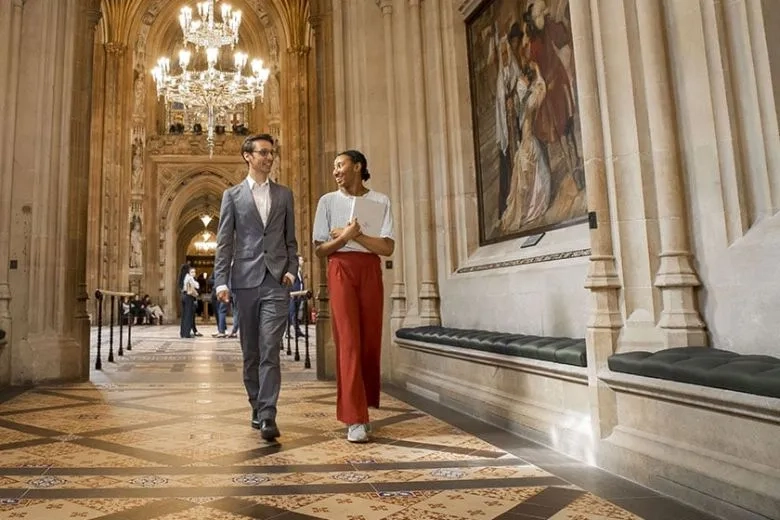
[251,409,260,430]
[259,418,280,441]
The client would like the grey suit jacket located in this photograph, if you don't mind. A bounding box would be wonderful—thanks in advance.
[213,179,299,290]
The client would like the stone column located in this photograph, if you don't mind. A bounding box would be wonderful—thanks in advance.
[99,41,128,293]
[377,0,407,333]
[0,0,25,383]
[7,0,102,383]
[635,0,706,347]
[408,0,440,325]
[310,0,337,380]
[86,36,105,304]
[596,0,664,350]
[284,45,312,270]
[70,0,102,376]
[571,0,622,440]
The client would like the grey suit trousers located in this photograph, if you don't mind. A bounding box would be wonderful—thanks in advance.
[234,270,289,420]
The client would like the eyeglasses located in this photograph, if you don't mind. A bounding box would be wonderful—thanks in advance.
[250,149,274,157]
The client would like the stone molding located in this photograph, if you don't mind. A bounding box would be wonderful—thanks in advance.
[456,249,591,274]
[146,134,244,157]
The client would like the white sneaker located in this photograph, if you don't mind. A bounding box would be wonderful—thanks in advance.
[347,423,369,443]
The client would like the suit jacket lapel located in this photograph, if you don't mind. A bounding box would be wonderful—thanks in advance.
[240,180,265,230]
[268,181,279,226]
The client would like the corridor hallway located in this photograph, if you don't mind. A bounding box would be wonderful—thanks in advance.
[0,326,716,520]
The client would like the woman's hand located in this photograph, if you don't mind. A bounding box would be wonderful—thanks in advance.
[339,219,362,242]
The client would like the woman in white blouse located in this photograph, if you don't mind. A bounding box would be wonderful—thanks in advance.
[312,150,394,443]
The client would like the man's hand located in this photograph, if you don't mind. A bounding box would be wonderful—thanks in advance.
[329,227,344,239]
[217,289,230,303]
[282,272,295,287]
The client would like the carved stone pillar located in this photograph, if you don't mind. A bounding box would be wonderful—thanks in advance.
[71,0,103,375]
[310,0,337,380]
[635,0,706,347]
[377,0,407,334]
[596,0,664,350]
[408,0,440,325]
[571,0,622,440]
[284,45,312,268]
[100,41,128,293]
[0,0,25,382]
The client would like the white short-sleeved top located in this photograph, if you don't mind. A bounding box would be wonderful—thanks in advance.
[312,190,394,253]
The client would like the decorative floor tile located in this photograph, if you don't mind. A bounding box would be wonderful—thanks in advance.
[0,326,689,520]
[295,494,406,520]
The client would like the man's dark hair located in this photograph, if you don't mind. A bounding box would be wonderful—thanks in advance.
[338,149,371,181]
[508,21,523,43]
[241,133,275,163]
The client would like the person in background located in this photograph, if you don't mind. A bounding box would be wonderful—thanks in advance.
[312,149,394,443]
[210,274,228,338]
[287,255,305,338]
[228,288,240,338]
[182,266,203,338]
[178,264,194,338]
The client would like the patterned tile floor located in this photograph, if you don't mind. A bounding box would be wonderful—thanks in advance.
[0,324,718,520]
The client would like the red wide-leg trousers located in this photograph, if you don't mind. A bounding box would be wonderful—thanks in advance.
[328,252,384,425]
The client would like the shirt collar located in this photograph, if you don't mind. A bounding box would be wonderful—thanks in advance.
[246,175,270,190]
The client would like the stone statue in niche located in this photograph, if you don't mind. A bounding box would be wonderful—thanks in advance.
[266,73,280,117]
[131,137,144,190]
[129,214,142,269]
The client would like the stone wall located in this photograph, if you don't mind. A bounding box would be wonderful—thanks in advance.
[0,0,100,385]
[324,0,780,517]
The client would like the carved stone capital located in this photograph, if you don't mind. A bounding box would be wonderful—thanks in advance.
[105,42,127,56]
[85,0,101,27]
[287,45,311,56]
[86,7,102,29]
[376,0,393,15]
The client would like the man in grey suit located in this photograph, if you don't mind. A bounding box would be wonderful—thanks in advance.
[214,133,299,441]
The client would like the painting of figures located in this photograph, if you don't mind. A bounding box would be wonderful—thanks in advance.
[467,0,586,244]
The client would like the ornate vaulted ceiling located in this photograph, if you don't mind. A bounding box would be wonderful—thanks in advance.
[99,0,310,65]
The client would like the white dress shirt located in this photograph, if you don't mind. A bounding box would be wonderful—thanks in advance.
[247,175,270,225]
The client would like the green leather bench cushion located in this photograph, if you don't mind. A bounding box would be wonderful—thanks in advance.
[395,326,587,367]
[608,346,780,399]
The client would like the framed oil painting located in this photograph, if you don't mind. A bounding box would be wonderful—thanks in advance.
[467,0,587,245]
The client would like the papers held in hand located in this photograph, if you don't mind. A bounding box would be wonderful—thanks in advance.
[349,196,385,237]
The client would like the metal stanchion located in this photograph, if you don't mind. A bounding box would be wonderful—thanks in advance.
[290,289,312,368]
[95,290,103,370]
[286,316,292,355]
[303,295,311,369]
[95,290,134,367]
[118,298,124,357]
[108,295,115,363]
[127,303,133,351]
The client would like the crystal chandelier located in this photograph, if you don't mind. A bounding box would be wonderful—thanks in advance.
[194,230,217,253]
[179,0,242,49]
[151,46,269,156]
